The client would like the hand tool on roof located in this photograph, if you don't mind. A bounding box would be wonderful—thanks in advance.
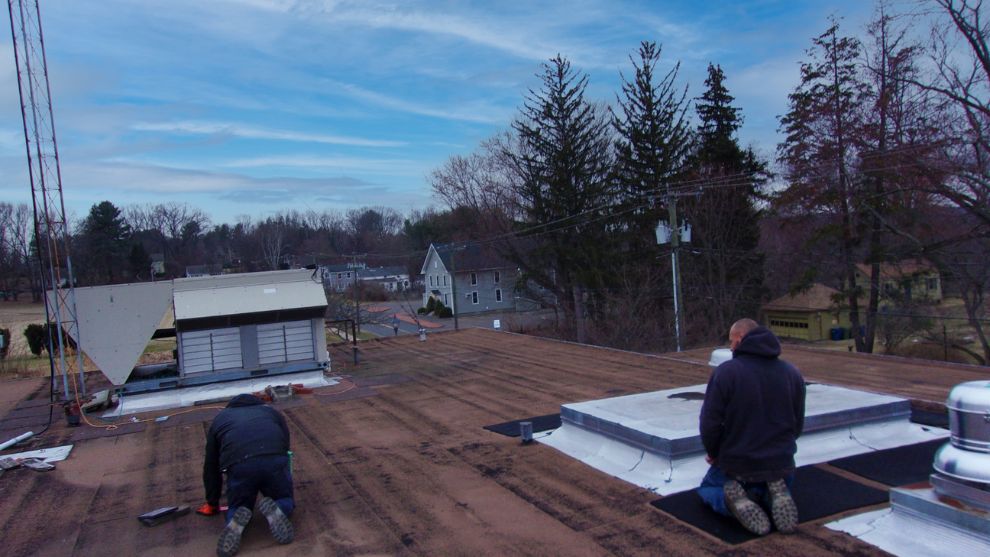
[138,505,190,526]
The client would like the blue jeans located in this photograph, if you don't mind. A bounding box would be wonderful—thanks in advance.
[697,465,794,516]
[225,454,294,523]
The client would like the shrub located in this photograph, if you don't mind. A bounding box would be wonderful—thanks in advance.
[437,306,453,318]
[0,328,9,359]
[417,307,427,314]
[24,324,46,356]
[426,297,437,313]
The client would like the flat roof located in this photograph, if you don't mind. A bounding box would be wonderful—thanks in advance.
[1,329,983,555]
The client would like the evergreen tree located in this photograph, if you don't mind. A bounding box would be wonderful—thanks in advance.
[777,18,872,351]
[682,64,767,340]
[506,55,614,343]
[81,201,132,284]
[613,41,692,254]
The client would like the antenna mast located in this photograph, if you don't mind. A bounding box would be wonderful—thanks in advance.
[8,0,86,398]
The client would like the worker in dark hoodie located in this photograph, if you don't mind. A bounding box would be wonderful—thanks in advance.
[199,393,294,557]
[698,318,806,536]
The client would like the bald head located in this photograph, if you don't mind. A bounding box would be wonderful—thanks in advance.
[729,318,760,351]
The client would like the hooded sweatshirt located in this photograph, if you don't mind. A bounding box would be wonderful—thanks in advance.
[699,326,806,479]
[203,394,291,506]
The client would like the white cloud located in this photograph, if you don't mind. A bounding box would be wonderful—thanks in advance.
[221,154,420,174]
[132,120,406,147]
[328,80,508,124]
[325,5,552,62]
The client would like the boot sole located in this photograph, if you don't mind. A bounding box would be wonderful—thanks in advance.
[217,506,252,557]
[724,480,771,535]
[768,479,798,533]
[258,497,294,544]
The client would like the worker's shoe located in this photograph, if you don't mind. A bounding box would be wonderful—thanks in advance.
[217,506,252,557]
[767,479,798,534]
[258,496,294,544]
[724,480,771,536]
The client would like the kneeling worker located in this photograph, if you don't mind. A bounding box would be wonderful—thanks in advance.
[698,318,806,535]
[200,393,295,556]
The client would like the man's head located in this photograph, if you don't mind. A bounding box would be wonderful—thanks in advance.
[729,318,760,351]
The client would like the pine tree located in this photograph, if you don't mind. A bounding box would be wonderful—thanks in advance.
[777,18,872,351]
[507,55,614,343]
[613,41,692,254]
[81,201,132,284]
[682,64,767,340]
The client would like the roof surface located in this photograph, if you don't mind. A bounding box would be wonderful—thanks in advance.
[173,269,327,321]
[764,283,842,312]
[854,259,937,280]
[1,329,982,556]
[425,243,515,274]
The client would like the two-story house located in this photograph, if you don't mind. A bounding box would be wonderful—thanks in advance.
[420,243,522,316]
[853,259,942,304]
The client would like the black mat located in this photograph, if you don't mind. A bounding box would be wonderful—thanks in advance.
[650,465,888,544]
[483,414,561,437]
[828,438,946,486]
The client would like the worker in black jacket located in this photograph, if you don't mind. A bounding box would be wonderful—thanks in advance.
[698,319,806,536]
[200,393,294,557]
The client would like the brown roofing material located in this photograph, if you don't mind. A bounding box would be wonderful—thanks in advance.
[764,283,842,311]
[2,328,981,555]
[853,259,937,281]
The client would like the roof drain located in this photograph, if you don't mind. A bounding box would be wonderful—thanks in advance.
[520,421,533,445]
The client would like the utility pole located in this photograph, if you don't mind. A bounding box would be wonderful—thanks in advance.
[668,197,684,352]
[351,254,360,335]
[657,190,694,352]
[449,246,459,331]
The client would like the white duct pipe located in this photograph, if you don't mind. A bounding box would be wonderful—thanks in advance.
[0,431,35,451]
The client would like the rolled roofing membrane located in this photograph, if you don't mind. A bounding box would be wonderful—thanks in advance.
[539,383,948,495]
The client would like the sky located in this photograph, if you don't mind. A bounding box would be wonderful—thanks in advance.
[0,0,884,226]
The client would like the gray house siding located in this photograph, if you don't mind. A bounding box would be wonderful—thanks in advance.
[420,244,521,316]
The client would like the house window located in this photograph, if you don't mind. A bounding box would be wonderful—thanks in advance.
[472,291,479,304]
[470,272,478,285]
[337,273,342,280]
[443,275,448,286]
[434,261,438,269]
[927,278,938,290]
[494,271,500,284]
[429,276,434,287]
[496,289,502,302]
[444,293,450,306]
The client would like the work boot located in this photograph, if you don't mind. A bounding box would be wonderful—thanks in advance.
[258,496,294,544]
[724,480,771,535]
[767,479,798,534]
[217,506,252,557]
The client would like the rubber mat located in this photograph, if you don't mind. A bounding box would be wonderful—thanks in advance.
[828,438,946,486]
[483,413,561,437]
[650,465,888,544]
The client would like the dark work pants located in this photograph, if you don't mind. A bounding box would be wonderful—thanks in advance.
[225,454,294,523]
[697,465,794,516]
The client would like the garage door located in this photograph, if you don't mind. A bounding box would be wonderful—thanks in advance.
[257,320,314,365]
[180,327,243,374]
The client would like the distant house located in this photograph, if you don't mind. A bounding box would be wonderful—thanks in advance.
[184,264,218,278]
[420,243,525,315]
[763,283,852,341]
[853,259,942,303]
[358,266,410,292]
[319,263,361,292]
[318,263,409,293]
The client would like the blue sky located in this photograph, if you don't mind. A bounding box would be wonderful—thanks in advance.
[1,0,879,226]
